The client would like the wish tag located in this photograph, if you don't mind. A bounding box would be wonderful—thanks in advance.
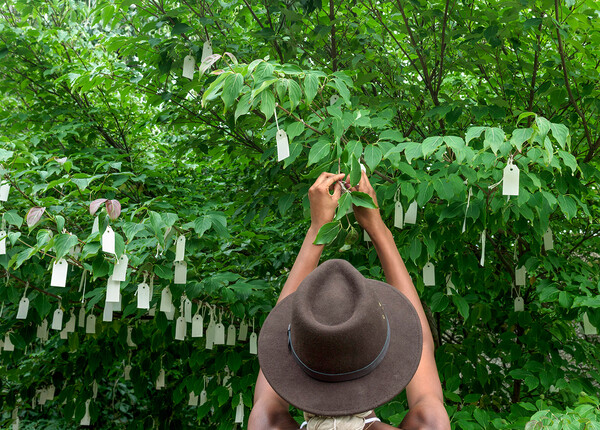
[4,333,14,351]
[156,369,165,390]
[184,298,192,323]
[124,365,131,381]
[446,274,455,295]
[174,261,187,284]
[60,328,68,339]
[160,287,174,313]
[65,310,76,333]
[114,294,122,312]
[543,228,554,251]
[80,399,91,426]
[103,304,113,322]
[189,391,199,406]
[226,324,236,346]
[51,308,63,330]
[249,332,258,355]
[480,230,486,267]
[37,319,48,340]
[276,130,290,161]
[201,40,212,61]
[165,308,175,321]
[514,297,524,312]
[113,255,128,282]
[192,314,204,337]
[205,319,216,350]
[423,262,435,286]
[238,319,248,341]
[235,393,244,424]
[16,297,29,320]
[214,322,225,345]
[102,226,115,254]
[330,94,339,105]
[515,266,526,286]
[92,217,99,234]
[86,314,96,334]
[394,202,403,229]
[78,306,86,328]
[175,316,187,341]
[50,259,68,287]
[106,276,121,303]
[0,230,6,255]
[502,162,520,196]
[583,312,597,335]
[127,326,136,347]
[200,390,207,406]
[404,201,418,225]
[175,235,186,261]
[182,55,195,79]
[0,183,10,201]
[137,283,150,309]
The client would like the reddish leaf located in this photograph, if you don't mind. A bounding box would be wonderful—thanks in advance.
[90,198,107,216]
[106,199,121,220]
[26,206,46,227]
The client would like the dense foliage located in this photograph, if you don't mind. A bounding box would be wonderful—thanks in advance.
[0,0,599,428]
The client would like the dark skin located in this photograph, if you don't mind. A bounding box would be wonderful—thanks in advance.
[248,172,451,430]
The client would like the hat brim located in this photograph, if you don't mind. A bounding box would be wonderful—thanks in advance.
[258,279,423,416]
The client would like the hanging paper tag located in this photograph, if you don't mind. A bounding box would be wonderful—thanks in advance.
[102,226,116,254]
[4,333,14,351]
[113,255,128,282]
[156,369,165,390]
[214,321,225,345]
[276,130,290,161]
[394,202,403,229]
[480,230,486,267]
[583,312,597,335]
[127,326,137,348]
[206,318,216,350]
[329,94,339,105]
[51,308,63,330]
[37,319,49,340]
[114,294,122,312]
[515,266,526,286]
[11,407,18,430]
[249,332,258,355]
[174,261,187,284]
[124,365,132,381]
[160,287,174,313]
[192,314,204,337]
[502,162,520,196]
[50,259,68,287]
[78,305,86,328]
[423,262,435,286]
[175,316,187,341]
[235,393,244,424]
[0,183,10,201]
[462,187,473,233]
[106,276,121,303]
[543,228,554,251]
[404,201,418,225]
[514,297,524,312]
[16,297,29,320]
[65,310,76,333]
[92,217,99,234]
[201,40,212,61]
[184,298,192,323]
[86,314,96,334]
[174,235,186,261]
[446,274,455,295]
[189,392,199,406]
[226,324,236,346]
[137,283,150,309]
[0,230,6,255]
[59,328,68,339]
[238,319,248,341]
[103,303,114,322]
[182,55,195,79]
[80,399,91,426]
[200,390,207,406]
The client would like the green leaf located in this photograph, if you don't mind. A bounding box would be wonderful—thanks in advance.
[313,222,341,245]
[53,233,79,260]
[484,127,505,154]
[304,73,319,104]
[222,73,244,109]
[288,79,302,111]
[558,150,577,173]
[510,128,533,151]
[154,264,173,280]
[332,78,350,105]
[452,294,469,320]
[4,210,23,228]
[404,142,422,164]
[536,116,551,136]
[122,222,146,243]
[557,195,577,219]
[350,154,361,186]
[550,123,569,149]
[307,140,330,166]
[171,23,192,35]
[193,216,212,237]
[278,194,294,216]
[260,90,275,120]
[363,145,382,172]
[335,193,351,221]
[465,126,486,145]
[421,136,444,157]
[350,191,377,209]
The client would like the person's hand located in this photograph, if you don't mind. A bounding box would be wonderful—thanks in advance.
[308,172,347,229]
[349,170,385,233]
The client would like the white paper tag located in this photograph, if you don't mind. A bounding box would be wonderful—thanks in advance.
[156,369,165,390]
[86,314,96,334]
[226,324,236,346]
[160,287,174,313]
[37,319,48,340]
[16,297,29,320]
[78,306,86,328]
[235,393,244,424]
[137,283,150,309]
[200,390,207,406]
[92,217,99,234]
[175,236,186,261]
[174,261,187,284]
[65,310,76,333]
[102,226,115,254]
[502,162,520,196]
[583,312,597,335]
[184,298,192,323]
[394,202,403,229]
[60,328,68,339]
[114,294,122,312]
[0,230,6,255]
[214,322,225,345]
[4,333,14,351]
[51,308,63,330]
[515,266,526,286]
[330,94,339,105]
[446,274,455,295]
[124,365,132,381]
[189,392,199,406]
[113,255,128,282]
[106,276,121,303]
[238,320,248,341]
[192,314,204,337]
[249,332,258,355]
[201,40,212,61]
[423,262,435,286]
[11,407,18,430]
[175,316,187,341]
[182,55,195,79]
[165,308,175,320]
[276,130,290,161]
[103,304,113,322]
[206,319,216,350]
[50,259,68,287]
[514,297,524,312]
[80,399,91,426]
[46,385,55,400]
[127,326,136,347]
[480,230,486,267]
[0,183,10,201]
[543,228,554,251]
[404,201,418,225]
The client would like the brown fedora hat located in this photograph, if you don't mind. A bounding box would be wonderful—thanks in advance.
[258,259,423,416]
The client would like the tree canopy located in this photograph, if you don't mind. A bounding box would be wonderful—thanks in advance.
[0,0,599,428]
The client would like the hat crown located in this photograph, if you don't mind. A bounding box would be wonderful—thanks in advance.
[290,260,388,377]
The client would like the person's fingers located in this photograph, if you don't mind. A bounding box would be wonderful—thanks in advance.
[313,171,335,187]
[332,181,342,200]
[320,173,346,190]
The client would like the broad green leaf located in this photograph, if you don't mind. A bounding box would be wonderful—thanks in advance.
[558,150,577,173]
[452,294,469,320]
[363,145,382,172]
[350,191,377,209]
[465,126,486,145]
[278,194,294,216]
[314,221,341,245]
[421,136,444,157]
[405,142,422,164]
[550,123,569,149]
[484,127,505,154]
[335,193,351,221]
[4,210,22,227]
[260,90,275,120]
[288,79,302,111]
[510,128,533,151]
[304,73,319,104]
[536,116,551,136]
[171,23,192,35]
[222,73,244,109]
[350,154,361,186]
[557,195,577,219]
[53,233,79,260]
[307,140,330,166]
[332,78,350,105]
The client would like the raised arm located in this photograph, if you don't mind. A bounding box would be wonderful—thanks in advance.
[350,171,450,430]
[249,172,346,430]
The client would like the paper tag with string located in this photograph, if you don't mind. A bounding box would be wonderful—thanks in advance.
[183,296,192,323]
[175,297,187,341]
[113,255,128,282]
[86,314,96,334]
[156,368,165,390]
[404,201,418,225]
[102,226,116,254]
[160,287,174,313]
[175,235,186,261]
[182,54,195,79]
[192,305,204,338]
[37,319,49,341]
[4,332,14,351]
[238,317,248,341]
[234,393,244,424]
[249,318,257,354]
[103,303,114,322]
[462,187,473,233]
[583,312,597,335]
[200,377,208,406]
[16,286,29,320]
[106,275,121,303]
[393,187,403,229]
[65,309,76,333]
[51,307,63,331]
[137,280,150,310]
[188,391,199,406]
[124,363,132,381]
[0,183,10,202]
[214,310,225,345]
[330,94,339,105]
[126,326,136,347]
[514,296,524,312]
[480,229,486,267]
[543,228,554,251]
[423,262,435,286]
[201,40,212,62]
[79,399,91,426]
[502,156,520,196]
[205,309,216,350]
[50,259,68,287]
[274,108,290,161]
[174,261,187,284]
[515,266,526,286]
[0,229,6,255]
[226,317,236,346]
